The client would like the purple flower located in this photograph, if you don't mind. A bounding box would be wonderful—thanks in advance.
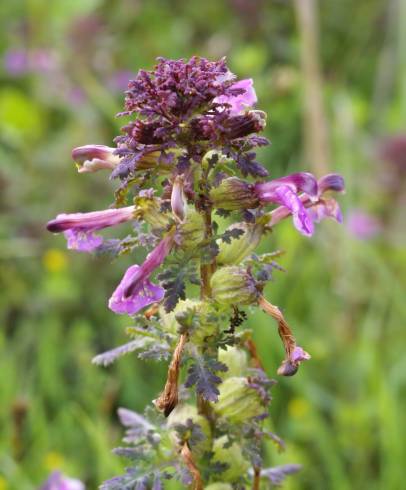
[71,145,121,173]
[4,49,29,75]
[255,172,318,236]
[108,233,174,315]
[39,471,84,490]
[347,210,381,240]
[214,78,257,114]
[47,206,135,252]
[267,173,345,233]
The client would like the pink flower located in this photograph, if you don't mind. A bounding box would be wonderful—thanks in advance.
[39,471,84,490]
[108,233,174,315]
[214,78,257,114]
[255,172,319,236]
[347,210,381,240]
[47,206,135,252]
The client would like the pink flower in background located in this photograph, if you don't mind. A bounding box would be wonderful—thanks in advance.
[39,471,84,490]
[347,210,381,240]
[4,48,56,76]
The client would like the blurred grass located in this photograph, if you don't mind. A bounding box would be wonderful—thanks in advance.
[0,0,405,489]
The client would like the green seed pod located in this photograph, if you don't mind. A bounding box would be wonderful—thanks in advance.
[210,177,259,211]
[213,377,264,423]
[212,435,250,482]
[179,208,205,249]
[211,266,259,306]
[217,222,264,265]
[167,404,211,456]
[218,346,248,378]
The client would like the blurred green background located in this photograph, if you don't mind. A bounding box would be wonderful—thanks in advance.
[0,0,405,489]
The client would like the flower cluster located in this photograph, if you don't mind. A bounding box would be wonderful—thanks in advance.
[47,57,344,489]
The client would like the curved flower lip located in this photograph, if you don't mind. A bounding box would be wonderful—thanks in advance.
[277,346,311,376]
[108,265,165,315]
[46,206,135,233]
[254,173,318,237]
[317,173,345,195]
[214,78,257,114]
[72,144,121,173]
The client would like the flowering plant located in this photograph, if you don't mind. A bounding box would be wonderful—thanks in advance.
[47,57,344,489]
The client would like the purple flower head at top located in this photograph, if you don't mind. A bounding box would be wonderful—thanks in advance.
[255,172,319,236]
[47,206,135,252]
[72,145,121,173]
[214,78,257,114]
[108,232,175,315]
[39,471,84,490]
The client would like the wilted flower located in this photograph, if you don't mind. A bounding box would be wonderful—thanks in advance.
[47,206,135,252]
[72,145,121,173]
[39,471,84,490]
[109,232,174,315]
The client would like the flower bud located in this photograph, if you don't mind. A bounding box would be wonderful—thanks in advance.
[167,404,211,456]
[210,177,259,211]
[222,110,266,139]
[171,175,188,223]
[212,435,250,482]
[218,346,248,378]
[217,222,264,265]
[179,209,205,249]
[72,145,121,173]
[213,377,264,423]
[211,266,259,306]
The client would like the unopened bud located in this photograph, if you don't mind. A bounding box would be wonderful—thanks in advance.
[171,175,188,223]
[222,110,266,139]
[211,266,259,306]
[72,145,120,173]
[210,177,259,211]
[217,222,264,265]
[213,377,264,423]
[212,435,250,482]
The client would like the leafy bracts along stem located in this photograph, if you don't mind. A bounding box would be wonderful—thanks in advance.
[46,56,344,489]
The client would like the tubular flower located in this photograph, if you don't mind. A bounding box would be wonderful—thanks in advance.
[72,144,121,173]
[267,173,345,230]
[47,206,136,252]
[108,232,175,315]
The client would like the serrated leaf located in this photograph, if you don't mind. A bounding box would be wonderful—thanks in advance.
[184,355,228,402]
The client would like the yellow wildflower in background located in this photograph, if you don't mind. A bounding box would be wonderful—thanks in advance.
[43,451,65,471]
[42,249,67,273]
